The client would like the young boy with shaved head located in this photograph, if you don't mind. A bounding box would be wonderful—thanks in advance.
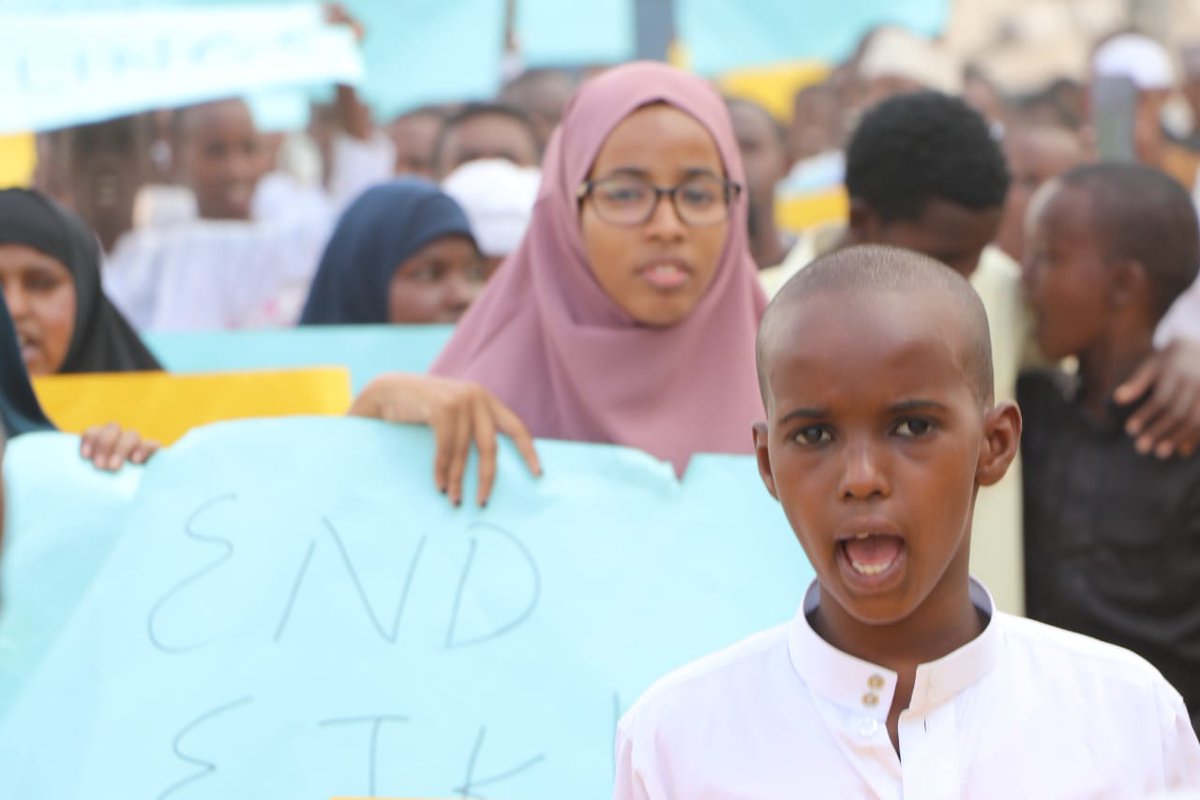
[1022,163,1200,734]
[613,246,1200,799]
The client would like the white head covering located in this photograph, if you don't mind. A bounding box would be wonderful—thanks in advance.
[858,27,964,96]
[441,158,541,258]
[1092,33,1175,91]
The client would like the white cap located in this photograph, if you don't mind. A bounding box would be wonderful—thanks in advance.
[1092,33,1175,91]
[858,27,964,96]
[441,158,541,258]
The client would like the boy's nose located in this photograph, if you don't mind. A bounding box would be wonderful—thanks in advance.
[838,439,890,501]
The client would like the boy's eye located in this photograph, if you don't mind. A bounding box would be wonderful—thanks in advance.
[894,418,934,438]
[793,425,832,446]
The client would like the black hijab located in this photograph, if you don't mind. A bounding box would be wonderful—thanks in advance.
[0,189,160,373]
[0,289,53,437]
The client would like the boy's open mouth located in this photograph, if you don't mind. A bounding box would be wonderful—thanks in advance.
[839,533,905,578]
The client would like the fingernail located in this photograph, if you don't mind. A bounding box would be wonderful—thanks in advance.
[1136,436,1152,454]
[1156,442,1173,460]
[1126,420,1140,435]
[108,455,122,470]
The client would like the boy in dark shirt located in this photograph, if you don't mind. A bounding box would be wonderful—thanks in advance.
[1020,162,1200,732]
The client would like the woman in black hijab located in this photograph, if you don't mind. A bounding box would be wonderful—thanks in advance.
[0,188,159,375]
[0,286,155,467]
[0,286,53,438]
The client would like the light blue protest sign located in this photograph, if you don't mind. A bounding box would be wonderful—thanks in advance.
[0,433,143,721]
[678,0,950,74]
[0,3,363,134]
[341,0,506,118]
[145,325,454,394]
[516,0,634,67]
[0,417,811,798]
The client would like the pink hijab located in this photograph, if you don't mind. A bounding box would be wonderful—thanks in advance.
[431,62,767,473]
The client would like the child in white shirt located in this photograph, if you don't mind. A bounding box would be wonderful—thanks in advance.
[613,245,1200,799]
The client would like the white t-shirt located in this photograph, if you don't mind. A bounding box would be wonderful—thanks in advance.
[104,133,393,331]
[1157,274,1200,348]
[614,579,1200,800]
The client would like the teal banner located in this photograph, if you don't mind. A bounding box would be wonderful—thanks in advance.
[0,419,812,798]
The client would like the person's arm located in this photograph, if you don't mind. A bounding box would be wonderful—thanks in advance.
[1114,338,1200,458]
[79,423,159,471]
[324,3,373,143]
[349,373,542,507]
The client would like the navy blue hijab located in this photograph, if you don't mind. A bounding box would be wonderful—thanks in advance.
[0,290,53,438]
[299,179,476,324]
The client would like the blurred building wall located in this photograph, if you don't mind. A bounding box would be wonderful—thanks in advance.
[945,0,1200,91]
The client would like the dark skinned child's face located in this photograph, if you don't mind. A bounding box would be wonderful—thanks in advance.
[1022,185,1115,361]
[754,291,1018,633]
[435,114,539,179]
[387,235,492,324]
[852,198,1003,279]
[176,100,264,221]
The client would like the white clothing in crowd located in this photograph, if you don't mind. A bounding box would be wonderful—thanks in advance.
[441,158,541,260]
[104,132,393,331]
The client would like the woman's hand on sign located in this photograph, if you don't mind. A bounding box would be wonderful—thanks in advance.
[80,423,160,471]
[350,373,542,507]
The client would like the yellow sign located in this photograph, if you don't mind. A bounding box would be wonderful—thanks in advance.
[717,60,830,122]
[777,186,849,234]
[33,367,352,445]
[0,132,36,188]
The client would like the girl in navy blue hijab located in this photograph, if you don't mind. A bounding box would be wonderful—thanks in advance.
[300,179,490,325]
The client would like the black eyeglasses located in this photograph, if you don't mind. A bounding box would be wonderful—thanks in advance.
[577,174,741,227]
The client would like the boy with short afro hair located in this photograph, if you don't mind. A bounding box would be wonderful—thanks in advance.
[1021,162,1200,734]
[614,245,1200,798]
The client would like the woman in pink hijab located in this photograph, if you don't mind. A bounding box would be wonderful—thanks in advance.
[352,62,768,504]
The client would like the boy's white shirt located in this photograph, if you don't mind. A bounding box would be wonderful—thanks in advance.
[614,579,1200,800]
[103,132,392,331]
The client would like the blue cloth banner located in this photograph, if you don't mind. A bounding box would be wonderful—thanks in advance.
[145,325,455,394]
[0,433,143,720]
[0,418,811,797]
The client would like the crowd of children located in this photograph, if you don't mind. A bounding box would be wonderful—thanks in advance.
[3,12,1200,798]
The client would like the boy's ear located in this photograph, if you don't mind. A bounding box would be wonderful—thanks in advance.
[752,422,780,500]
[1108,258,1149,311]
[847,198,881,245]
[977,401,1022,487]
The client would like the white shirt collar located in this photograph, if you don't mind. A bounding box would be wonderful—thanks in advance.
[787,578,1001,720]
